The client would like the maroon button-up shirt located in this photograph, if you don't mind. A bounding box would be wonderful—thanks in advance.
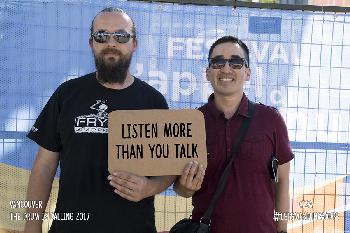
[192,93,294,233]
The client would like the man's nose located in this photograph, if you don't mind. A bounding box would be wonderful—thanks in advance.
[106,36,118,47]
[221,61,231,73]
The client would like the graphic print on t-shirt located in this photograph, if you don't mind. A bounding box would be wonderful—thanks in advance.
[74,100,108,134]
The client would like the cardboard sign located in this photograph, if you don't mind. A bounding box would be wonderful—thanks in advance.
[108,109,207,176]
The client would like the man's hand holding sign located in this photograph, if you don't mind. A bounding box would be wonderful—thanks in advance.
[107,109,207,201]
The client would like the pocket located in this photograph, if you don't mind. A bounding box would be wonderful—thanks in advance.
[239,135,269,173]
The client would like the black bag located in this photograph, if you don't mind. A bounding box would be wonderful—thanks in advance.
[169,218,209,233]
[170,101,256,233]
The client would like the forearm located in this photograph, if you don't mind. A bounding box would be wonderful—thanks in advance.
[147,175,176,197]
[24,147,58,233]
[275,175,290,231]
[24,168,55,232]
[275,189,289,231]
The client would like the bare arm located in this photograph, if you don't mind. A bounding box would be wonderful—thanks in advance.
[148,175,177,196]
[275,162,290,233]
[24,146,59,233]
[173,161,205,198]
[108,172,176,202]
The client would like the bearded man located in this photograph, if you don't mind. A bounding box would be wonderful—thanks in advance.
[24,7,175,233]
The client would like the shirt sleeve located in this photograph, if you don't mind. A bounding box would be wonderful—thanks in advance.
[157,94,169,110]
[273,110,294,165]
[152,89,169,110]
[27,86,62,152]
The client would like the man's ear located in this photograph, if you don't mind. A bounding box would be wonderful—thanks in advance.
[245,67,251,81]
[89,37,93,49]
[206,67,210,81]
[132,38,138,52]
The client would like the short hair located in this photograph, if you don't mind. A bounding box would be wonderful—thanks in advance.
[208,36,249,67]
[90,7,136,37]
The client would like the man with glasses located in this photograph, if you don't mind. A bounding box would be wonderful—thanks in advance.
[174,36,293,233]
[25,7,175,233]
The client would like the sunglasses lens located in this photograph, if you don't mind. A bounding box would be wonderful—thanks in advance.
[93,32,109,43]
[114,33,130,43]
[228,58,244,69]
[210,59,226,69]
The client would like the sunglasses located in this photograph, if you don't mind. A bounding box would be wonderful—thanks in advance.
[270,156,279,183]
[209,57,248,70]
[91,31,136,44]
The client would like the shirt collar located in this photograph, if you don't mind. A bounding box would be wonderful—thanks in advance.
[207,93,250,119]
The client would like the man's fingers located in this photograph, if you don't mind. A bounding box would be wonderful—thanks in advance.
[179,161,193,184]
[109,176,135,190]
[112,183,147,203]
[183,162,193,176]
[115,184,133,195]
[114,188,135,201]
[108,172,146,192]
[186,161,199,185]
[189,165,205,190]
[108,172,149,202]
[112,171,140,184]
[192,165,205,190]
[177,161,205,191]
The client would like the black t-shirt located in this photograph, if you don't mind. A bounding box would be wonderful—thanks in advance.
[27,73,168,233]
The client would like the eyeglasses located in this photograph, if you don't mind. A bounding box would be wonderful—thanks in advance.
[91,31,136,44]
[209,57,248,70]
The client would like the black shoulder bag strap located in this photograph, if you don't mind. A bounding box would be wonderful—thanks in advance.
[196,100,256,233]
